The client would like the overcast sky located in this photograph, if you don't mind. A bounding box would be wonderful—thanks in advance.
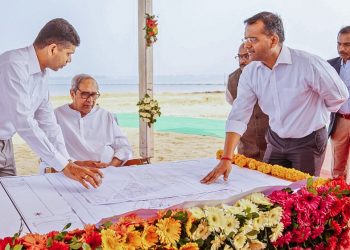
[1,0,349,78]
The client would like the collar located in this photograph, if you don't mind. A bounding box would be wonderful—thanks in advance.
[65,104,98,118]
[28,45,43,75]
[341,58,349,67]
[257,45,292,69]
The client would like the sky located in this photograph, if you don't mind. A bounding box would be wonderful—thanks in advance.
[1,0,349,79]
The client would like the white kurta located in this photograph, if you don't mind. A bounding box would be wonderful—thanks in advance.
[54,104,132,163]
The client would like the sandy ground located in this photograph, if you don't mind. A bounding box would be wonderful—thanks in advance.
[13,91,332,177]
[14,92,230,175]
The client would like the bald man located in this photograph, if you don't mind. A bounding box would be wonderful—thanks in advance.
[226,44,269,161]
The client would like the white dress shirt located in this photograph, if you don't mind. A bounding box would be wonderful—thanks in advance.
[338,59,350,114]
[0,46,70,171]
[226,46,349,138]
[54,104,133,163]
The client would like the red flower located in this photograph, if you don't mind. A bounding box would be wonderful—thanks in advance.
[22,233,47,249]
[326,236,338,250]
[273,231,292,247]
[291,226,311,243]
[310,225,324,239]
[295,188,321,212]
[48,241,69,250]
[331,220,342,235]
[314,242,326,250]
[328,198,342,218]
[339,229,350,250]
[0,237,15,250]
[84,231,101,249]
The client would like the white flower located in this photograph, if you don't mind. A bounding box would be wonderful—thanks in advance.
[188,207,205,219]
[252,212,268,231]
[204,207,225,232]
[223,245,233,250]
[192,221,210,241]
[235,199,259,214]
[222,204,244,216]
[233,232,247,250]
[153,114,159,119]
[143,118,150,122]
[270,222,284,242]
[143,97,151,103]
[210,234,226,250]
[247,192,272,206]
[268,207,283,226]
[223,215,239,235]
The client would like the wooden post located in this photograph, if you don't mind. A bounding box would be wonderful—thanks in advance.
[138,0,154,160]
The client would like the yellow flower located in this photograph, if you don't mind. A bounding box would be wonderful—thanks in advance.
[179,242,199,250]
[270,222,284,242]
[257,163,272,174]
[246,192,272,206]
[126,229,142,249]
[249,239,266,250]
[185,214,195,237]
[156,217,181,246]
[312,177,329,188]
[248,159,258,170]
[204,207,225,232]
[192,221,210,241]
[101,229,120,250]
[233,232,247,249]
[188,207,205,219]
[141,225,158,249]
[223,215,239,235]
[210,234,226,250]
[223,245,234,250]
[216,149,224,160]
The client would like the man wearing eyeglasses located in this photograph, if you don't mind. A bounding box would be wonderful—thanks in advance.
[48,74,132,170]
[226,44,268,161]
[0,19,103,189]
[202,11,349,184]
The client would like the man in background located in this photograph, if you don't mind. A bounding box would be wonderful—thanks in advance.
[226,44,268,161]
[43,74,133,172]
[202,11,348,184]
[0,18,102,189]
[328,26,350,181]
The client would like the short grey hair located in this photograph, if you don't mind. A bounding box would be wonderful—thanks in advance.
[70,74,99,92]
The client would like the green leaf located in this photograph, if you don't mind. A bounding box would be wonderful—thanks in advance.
[62,223,72,231]
[13,245,23,250]
[46,237,53,247]
[173,211,188,222]
[164,210,172,218]
[102,221,113,229]
[82,243,92,250]
[70,242,83,250]
[247,230,259,236]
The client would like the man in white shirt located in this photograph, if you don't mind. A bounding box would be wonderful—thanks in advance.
[49,74,132,170]
[0,18,103,189]
[328,26,350,181]
[202,12,349,184]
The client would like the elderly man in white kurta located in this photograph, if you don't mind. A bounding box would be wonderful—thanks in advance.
[42,74,132,172]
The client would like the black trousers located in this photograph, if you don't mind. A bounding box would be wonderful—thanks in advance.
[263,127,327,176]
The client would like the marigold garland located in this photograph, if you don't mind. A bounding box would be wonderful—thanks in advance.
[216,149,315,182]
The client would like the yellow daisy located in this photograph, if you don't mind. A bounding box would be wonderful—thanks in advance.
[233,232,247,249]
[223,215,239,235]
[188,207,205,219]
[268,207,283,227]
[270,222,284,242]
[156,217,181,246]
[246,192,272,206]
[204,207,225,232]
[141,225,158,249]
[101,229,120,250]
[192,221,210,241]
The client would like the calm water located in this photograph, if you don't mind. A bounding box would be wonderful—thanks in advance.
[48,76,226,96]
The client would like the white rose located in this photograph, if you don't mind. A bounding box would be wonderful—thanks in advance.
[143,97,151,104]
[143,118,150,122]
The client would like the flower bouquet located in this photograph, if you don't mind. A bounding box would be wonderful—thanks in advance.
[144,13,158,47]
[137,93,161,128]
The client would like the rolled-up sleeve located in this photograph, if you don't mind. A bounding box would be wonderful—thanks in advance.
[310,56,349,112]
[1,63,68,171]
[110,114,133,161]
[225,70,257,136]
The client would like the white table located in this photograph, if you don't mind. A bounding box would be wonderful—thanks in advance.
[0,158,291,237]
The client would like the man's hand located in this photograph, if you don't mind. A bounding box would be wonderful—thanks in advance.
[200,160,232,184]
[75,160,109,168]
[63,162,104,189]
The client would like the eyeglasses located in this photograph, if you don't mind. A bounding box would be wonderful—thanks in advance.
[76,87,100,100]
[241,37,258,44]
[235,53,250,60]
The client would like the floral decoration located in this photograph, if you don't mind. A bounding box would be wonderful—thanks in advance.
[137,93,161,128]
[144,13,158,47]
[216,149,314,182]
[2,178,350,249]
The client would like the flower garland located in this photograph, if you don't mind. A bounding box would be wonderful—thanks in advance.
[144,13,158,47]
[2,178,350,249]
[216,149,314,182]
[137,93,161,128]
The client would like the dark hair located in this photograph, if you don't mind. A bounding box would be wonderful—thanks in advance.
[244,11,285,43]
[339,26,350,36]
[34,18,80,49]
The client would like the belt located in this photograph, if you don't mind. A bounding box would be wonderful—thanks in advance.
[336,113,350,120]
